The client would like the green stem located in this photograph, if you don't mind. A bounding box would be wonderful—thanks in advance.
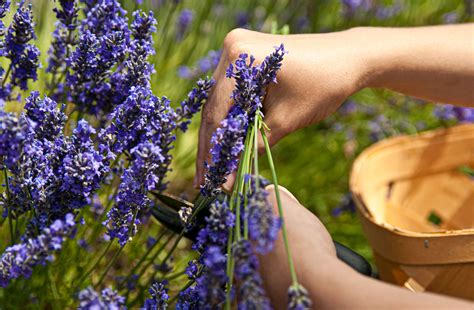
[125,230,166,280]
[1,63,12,88]
[3,169,14,245]
[225,124,254,309]
[163,270,186,281]
[75,240,113,288]
[135,233,175,280]
[96,246,123,287]
[261,127,299,285]
[48,267,61,310]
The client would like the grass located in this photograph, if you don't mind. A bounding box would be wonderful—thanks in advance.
[0,0,472,307]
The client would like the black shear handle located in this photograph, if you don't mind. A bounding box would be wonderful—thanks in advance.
[334,241,375,277]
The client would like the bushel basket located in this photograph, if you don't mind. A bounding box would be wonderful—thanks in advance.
[350,124,474,300]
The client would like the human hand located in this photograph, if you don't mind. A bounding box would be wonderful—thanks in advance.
[195,28,369,188]
[260,185,336,308]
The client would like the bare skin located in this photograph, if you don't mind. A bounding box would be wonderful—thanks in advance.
[195,25,474,308]
[195,24,474,188]
[263,185,473,309]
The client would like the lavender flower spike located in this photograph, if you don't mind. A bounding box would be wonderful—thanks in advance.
[246,175,281,254]
[176,77,215,132]
[200,105,248,197]
[144,280,170,309]
[0,213,76,287]
[288,284,312,310]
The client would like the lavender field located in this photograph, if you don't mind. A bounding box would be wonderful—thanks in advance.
[0,0,473,308]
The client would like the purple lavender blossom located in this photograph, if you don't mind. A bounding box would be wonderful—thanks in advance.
[176,9,193,40]
[176,286,200,309]
[78,286,126,309]
[226,44,286,115]
[0,0,10,35]
[101,287,126,308]
[200,106,248,197]
[177,50,221,80]
[176,77,215,131]
[0,110,31,171]
[195,246,228,306]
[194,200,235,250]
[235,11,249,28]
[109,9,157,106]
[246,176,281,254]
[47,0,78,82]
[288,284,312,310]
[342,0,373,17]
[331,193,356,217]
[131,10,157,53]
[59,120,109,198]
[232,239,271,310]
[0,213,76,287]
[24,91,66,141]
[434,104,474,123]
[103,143,160,246]
[201,45,285,196]
[2,2,40,98]
[144,280,169,309]
[67,0,130,115]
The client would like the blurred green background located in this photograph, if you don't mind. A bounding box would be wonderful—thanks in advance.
[1,0,473,307]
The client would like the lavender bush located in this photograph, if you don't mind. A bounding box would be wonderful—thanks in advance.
[0,0,311,308]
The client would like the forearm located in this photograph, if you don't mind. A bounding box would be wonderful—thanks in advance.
[305,254,473,309]
[355,24,474,106]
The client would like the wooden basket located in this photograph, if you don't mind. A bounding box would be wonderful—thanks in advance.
[350,124,474,300]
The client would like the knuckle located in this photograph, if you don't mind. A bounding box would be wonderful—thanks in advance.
[223,28,250,58]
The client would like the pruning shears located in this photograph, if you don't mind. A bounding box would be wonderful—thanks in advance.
[150,191,377,278]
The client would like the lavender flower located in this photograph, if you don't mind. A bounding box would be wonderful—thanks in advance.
[0,110,31,170]
[226,44,286,115]
[67,0,130,115]
[176,77,215,131]
[78,286,125,309]
[47,0,78,83]
[332,193,356,217]
[2,2,40,97]
[104,141,167,246]
[195,246,228,306]
[144,280,169,309]
[434,104,474,123]
[232,240,271,310]
[101,287,126,308]
[288,284,312,310]
[200,106,248,197]
[176,9,193,40]
[246,176,281,254]
[0,213,76,287]
[0,0,10,36]
[59,120,109,198]
[175,286,200,309]
[177,50,221,80]
[78,287,103,308]
[24,91,66,141]
[109,10,157,106]
[131,10,157,53]
[194,200,235,250]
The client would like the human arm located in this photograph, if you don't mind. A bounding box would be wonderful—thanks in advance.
[261,185,473,309]
[195,24,474,187]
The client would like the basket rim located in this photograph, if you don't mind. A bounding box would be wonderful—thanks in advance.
[350,124,474,238]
